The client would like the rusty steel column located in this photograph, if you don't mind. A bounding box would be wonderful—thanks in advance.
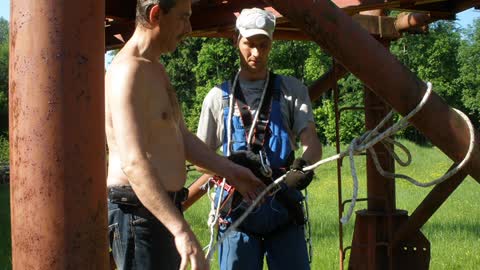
[359,9,397,213]
[349,9,401,269]
[364,84,396,212]
[265,0,480,182]
[9,1,108,269]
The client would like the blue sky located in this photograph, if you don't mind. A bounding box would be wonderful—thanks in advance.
[0,0,478,29]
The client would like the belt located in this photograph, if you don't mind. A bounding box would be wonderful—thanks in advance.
[108,185,189,206]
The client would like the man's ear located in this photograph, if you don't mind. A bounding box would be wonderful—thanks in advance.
[232,33,241,47]
[149,4,162,25]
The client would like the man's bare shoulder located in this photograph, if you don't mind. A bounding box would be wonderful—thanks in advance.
[106,56,151,84]
[106,55,168,97]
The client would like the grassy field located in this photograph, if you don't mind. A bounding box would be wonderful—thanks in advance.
[184,140,480,270]
[0,140,479,269]
[0,185,10,269]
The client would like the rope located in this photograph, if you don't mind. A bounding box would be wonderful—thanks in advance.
[206,174,287,262]
[204,177,226,258]
[303,188,313,264]
[207,81,476,259]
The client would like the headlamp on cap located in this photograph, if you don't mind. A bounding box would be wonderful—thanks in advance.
[236,8,276,40]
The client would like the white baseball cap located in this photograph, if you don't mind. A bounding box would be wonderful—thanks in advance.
[236,8,276,40]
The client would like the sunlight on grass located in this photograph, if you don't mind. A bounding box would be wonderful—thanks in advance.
[0,141,478,270]
[184,140,480,270]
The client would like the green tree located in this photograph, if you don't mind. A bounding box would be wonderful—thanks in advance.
[0,18,9,134]
[193,38,237,87]
[391,21,463,142]
[303,45,331,86]
[269,40,313,79]
[190,38,237,131]
[391,21,462,104]
[458,18,480,127]
[159,38,204,131]
[0,17,8,44]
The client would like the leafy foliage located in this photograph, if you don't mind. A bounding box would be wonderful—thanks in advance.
[458,18,480,126]
[0,134,8,164]
[0,18,9,134]
[390,21,477,142]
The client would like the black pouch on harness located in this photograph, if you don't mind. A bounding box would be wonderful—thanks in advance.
[225,151,305,226]
[274,190,306,226]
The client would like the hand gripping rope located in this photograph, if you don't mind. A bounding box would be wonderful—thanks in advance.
[206,82,476,261]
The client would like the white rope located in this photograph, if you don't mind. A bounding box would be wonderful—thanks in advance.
[204,71,240,257]
[226,72,240,157]
[207,81,476,259]
[228,69,271,147]
[206,174,287,262]
[246,71,271,146]
[368,108,475,187]
[204,178,226,258]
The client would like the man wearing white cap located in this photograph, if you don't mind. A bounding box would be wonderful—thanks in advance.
[197,7,323,270]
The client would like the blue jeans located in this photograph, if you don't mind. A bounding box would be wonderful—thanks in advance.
[108,201,182,270]
[218,189,310,270]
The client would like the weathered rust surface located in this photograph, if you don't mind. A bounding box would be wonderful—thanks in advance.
[184,174,212,211]
[105,0,476,49]
[394,12,431,33]
[348,210,430,270]
[265,0,480,182]
[9,0,108,269]
[364,87,396,212]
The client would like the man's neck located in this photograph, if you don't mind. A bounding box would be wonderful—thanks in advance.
[128,27,164,61]
[239,68,268,81]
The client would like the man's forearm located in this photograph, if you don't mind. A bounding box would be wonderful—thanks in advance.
[302,142,322,164]
[300,123,323,164]
[122,158,190,236]
[183,129,236,178]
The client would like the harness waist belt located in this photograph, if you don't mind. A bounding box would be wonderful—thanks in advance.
[108,185,189,206]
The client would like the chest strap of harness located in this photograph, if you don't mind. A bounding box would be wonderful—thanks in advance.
[233,71,277,154]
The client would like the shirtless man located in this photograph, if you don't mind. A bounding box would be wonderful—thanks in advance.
[105,1,265,269]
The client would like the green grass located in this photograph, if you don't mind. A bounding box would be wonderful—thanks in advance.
[0,140,478,269]
[0,185,10,270]
[184,140,480,269]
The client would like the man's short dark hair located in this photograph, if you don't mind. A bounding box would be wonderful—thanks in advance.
[136,0,177,26]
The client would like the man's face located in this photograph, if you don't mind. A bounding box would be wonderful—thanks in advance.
[238,34,272,74]
[158,0,192,52]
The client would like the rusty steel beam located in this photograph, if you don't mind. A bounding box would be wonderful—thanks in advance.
[10,1,108,269]
[333,0,450,14]
[392,165,469,246]
[183,174,212,211]
[352,14,401,39]
[190,13,403,41]
[264,0,480,182]
[453,0,480,13]
[105,0,477,48]
[395,12,431,33]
